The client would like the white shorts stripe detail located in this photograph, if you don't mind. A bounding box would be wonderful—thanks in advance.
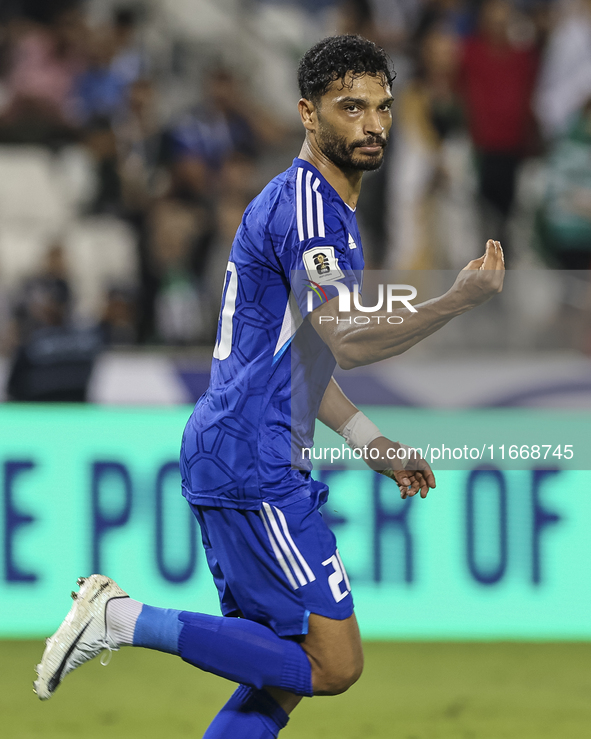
[335,548,351,591]
[259,509,299,589]
[312,178,325,238]
[305,170,314,238]
[295,168,304,241]
[262,502,307,587]
[273,505,316,583]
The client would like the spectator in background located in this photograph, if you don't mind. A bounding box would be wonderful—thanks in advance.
[0,8,85,145]
[99,286,137,346]
[156,67,262,282]
[0,0,82,26]
[110,6,147,87]
[363,0,422,72]
[413,0,476,46]
[148,197,211,344]
[7,242,101,401]
[164,67,278,202]
[534,0,591,142]
[113,77,165,342]
[12,243,72,340]
[6,295,101,401]
[72,25,129,124]
[114,78,164,213]
[536,97,591,269]
[338,0,374,38]
[203,151,260,328]
[82,115,123,215]
[147,66,284,344]
[459,0,539,262]
[389,26,466,268]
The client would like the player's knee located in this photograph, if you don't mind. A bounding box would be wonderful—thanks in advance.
[332,660,363,695]
[313,655,364,696]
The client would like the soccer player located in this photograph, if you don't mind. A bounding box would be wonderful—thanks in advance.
[34,35,504,738]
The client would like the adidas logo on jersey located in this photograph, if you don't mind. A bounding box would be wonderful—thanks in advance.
[348,234,357,249]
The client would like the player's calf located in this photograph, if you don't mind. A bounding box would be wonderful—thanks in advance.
[302,612,364,696]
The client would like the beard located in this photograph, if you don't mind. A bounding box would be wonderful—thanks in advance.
[316,118,389,172]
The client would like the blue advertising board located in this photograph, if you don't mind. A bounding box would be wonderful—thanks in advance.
[1,406,590,639]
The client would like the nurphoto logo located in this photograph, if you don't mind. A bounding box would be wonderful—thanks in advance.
[307,282,418,324]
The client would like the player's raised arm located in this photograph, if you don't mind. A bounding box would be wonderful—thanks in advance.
[312,240,505,370]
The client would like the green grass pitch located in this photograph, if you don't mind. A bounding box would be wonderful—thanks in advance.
[3,640,590,738]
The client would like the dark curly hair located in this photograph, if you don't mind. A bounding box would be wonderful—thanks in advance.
[297,35,395,104]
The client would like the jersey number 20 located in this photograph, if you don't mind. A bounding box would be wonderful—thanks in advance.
[322,550,351,603]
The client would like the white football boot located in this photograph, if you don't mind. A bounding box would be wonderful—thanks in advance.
[33,574,129,700]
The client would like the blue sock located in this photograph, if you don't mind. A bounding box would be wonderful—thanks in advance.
[133,605,183,654]
[203,685,289,738]
[131,606,313,696]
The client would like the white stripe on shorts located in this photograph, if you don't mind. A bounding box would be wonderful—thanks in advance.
[273,505,316,583]
[262,502,308,588]
[259,508,298,589]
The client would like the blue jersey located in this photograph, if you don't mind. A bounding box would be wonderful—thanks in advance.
[180,158,364,509]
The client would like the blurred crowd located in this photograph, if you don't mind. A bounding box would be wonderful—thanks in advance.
[0,0,590,399]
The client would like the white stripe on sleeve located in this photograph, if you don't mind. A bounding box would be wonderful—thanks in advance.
[312,178,325,238]
[305,170,314,238]
[296,168,304,241]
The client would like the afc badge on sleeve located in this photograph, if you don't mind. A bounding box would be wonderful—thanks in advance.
[302,246,344,284]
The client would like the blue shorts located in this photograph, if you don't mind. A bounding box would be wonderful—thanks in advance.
[190,493,354,637]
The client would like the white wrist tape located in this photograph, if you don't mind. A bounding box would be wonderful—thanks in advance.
[337,411,382,450]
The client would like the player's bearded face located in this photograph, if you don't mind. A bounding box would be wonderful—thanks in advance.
[316,114,389,171]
